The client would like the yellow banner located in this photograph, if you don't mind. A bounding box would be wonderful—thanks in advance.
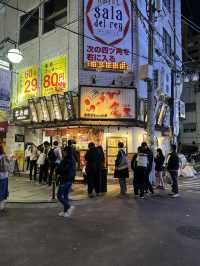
[18,65,38,105]
[42,55,67,96]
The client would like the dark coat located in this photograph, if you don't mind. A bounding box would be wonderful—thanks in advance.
[57,154,76,184]
[167,152,179,171]
[85,147,101,176]
[155,154,165,171]
[145,148,153,173]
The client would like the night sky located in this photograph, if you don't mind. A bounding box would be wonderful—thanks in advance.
[182,0,200,27]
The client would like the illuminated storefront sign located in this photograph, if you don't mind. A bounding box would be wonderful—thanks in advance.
[17,65,38,104]
[13,106,30,121]
[84,0,132,71]
[80,86,136,119]
[41,55,67,96]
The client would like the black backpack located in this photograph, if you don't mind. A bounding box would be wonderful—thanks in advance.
[48,148,57,163]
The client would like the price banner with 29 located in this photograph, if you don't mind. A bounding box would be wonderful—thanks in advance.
[42,55,67,97]
[18,65,38,104]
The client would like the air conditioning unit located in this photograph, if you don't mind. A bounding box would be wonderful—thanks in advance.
[139,64,153,81]
[155,0,163,12]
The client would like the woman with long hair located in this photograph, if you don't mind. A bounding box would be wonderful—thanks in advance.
[0,145,10,211]
[155,148,165,189]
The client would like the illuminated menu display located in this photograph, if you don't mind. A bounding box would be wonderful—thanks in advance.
[51,95,62,120]
[28,99,38,123]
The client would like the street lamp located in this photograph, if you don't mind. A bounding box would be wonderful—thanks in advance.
[7,48,23,64]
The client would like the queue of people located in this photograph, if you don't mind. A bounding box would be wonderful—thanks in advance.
[0,139,181,216]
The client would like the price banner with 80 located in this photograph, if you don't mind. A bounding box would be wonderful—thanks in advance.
[18,65,38,104]
[42,55,67,96]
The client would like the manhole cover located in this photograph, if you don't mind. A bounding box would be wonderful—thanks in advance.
[177,226,200,240]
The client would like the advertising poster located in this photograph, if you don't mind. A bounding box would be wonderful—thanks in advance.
[80,86,136,119]
[42,55,67,96]
[18,65,38,105]
[0,69,11,111]
[84,0,132,71]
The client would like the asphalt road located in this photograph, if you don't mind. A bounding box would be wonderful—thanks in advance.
[0,189,200,266]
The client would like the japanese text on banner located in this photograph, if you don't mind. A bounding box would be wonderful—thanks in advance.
[18,65,38,105]
[42,55,68,96]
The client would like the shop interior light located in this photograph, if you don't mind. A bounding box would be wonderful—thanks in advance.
[191,73,199,82]
[7,48,23,64]
[183,74,190,83]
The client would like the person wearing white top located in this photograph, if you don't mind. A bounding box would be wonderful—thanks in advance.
[25,145,31,171]
[37,147,47,184]
[29,144,39,181]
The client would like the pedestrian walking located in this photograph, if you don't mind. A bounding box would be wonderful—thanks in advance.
[131,146,149,199]
[29,144,39,181]
[25,145,31,171]
[68,139,78,184]
[57,146,76,218]
[114,142,129,196]
[155,148,165,189]
[141,142,154,194]
[48,141,62,186]
[37,147,46,184]
[43,141,50,184]
[0,145,10,212]
[85,142,101,197]
[167,144,180,198]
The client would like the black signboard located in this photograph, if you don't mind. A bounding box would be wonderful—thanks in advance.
[15,134,24,142]
[64,92,76,120]
[13,107,30,121]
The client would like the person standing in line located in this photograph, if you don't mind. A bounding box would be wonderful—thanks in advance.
[57,146,76,217]
[114,142,129,196]
[25,145,31,171]
[29,144,39,182]
[97,145,106,193]
[37,147,46,184]
[0,145,10,212]
[167,144,180,198]
[85,142,101,198]
[132,146,149,199]
[43,141,50,184]
[141,142,154,194]
[155,148,165,189]
[48,141,62,186]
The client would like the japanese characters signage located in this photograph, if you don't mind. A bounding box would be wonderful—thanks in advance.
[0,69,11,111]
[84,0,132,71]
[42,55,67,96]
[17,65,38,104]
[13,106,30,121]
[80,86,136,119]
[64,92,76,120]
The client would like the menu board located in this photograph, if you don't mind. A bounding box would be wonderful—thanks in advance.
[39,97,50,122]
[51,95,62,120]
[106,137,127,174]
[28,99,38,123]
[13,106,30,121]
[64,92,76,120]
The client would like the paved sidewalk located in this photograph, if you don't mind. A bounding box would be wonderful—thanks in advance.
[1,190,200,266]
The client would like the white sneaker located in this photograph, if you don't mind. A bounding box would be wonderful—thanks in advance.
[58,211,65,217]
[171,193,180,198]
[67,206,75,217]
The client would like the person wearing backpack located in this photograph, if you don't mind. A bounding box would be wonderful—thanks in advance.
[131,146,149,199]
[48,141,62,186]
[167,144,180,198]
[114,142,129,196]
[0,145,10,212]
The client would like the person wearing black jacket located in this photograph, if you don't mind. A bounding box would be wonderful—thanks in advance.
[167,144,180,197]
[85,142,101,197]
[155,148,165,189]
[56,146,76,217]
[141,142,154,194]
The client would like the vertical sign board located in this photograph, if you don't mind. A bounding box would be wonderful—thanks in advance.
[84,0,132,71]
[42,55,67,97]
[17,65,38,105]
[0,69,11,111]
